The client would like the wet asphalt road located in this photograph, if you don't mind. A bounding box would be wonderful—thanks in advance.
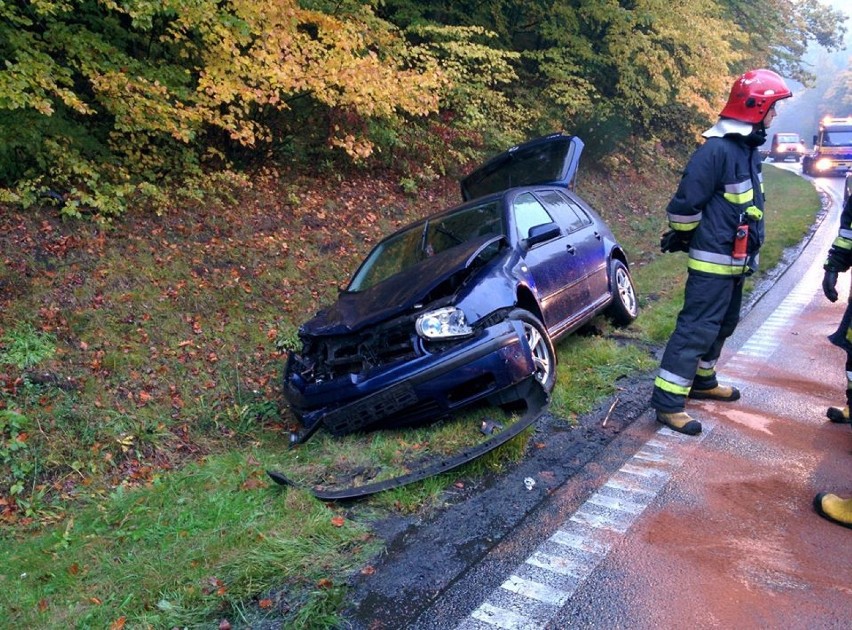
[341,166,852,629]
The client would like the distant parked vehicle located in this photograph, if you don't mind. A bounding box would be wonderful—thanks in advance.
[768,132,806,162]
[802,116,852,177]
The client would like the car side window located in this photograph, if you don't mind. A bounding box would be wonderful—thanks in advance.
[536,190,591,233]
[513,192,556,240]
[567,198,593,228]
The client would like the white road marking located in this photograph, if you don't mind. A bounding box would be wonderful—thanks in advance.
[501,575,571,606]
[458,422,713,629]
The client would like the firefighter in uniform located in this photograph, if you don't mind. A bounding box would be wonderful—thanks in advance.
[651,69,792,435]
[812,186,852,528]
[821,191,852,423]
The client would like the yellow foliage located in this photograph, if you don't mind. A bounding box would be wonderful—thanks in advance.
[1,0,445,174]
[183,0,443,150]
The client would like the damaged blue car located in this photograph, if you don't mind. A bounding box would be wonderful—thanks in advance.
[283,133,638,442]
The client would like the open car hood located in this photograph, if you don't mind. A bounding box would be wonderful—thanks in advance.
[301,235,504,336]
[460,133,584,202]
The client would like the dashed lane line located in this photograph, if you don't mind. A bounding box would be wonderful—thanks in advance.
[456,424,712,630]
[726,265,820,367]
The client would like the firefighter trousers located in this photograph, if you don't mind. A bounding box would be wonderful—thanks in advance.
[843,354,852,408]
[651,272,744,413]
[829,296,852,406]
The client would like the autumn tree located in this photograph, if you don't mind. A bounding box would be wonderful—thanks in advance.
[719,0,848,85]
[823,59,852,112]
[0,0,847,216]
[0,0,443,216]
[378,0,747,152]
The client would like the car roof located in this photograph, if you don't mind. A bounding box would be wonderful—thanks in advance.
[460,133,584,202]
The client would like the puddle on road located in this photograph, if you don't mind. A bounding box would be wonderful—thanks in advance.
[703,403,775,434]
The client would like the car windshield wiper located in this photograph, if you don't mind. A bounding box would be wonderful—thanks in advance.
[435,224,462,244]
[420,219,430,255]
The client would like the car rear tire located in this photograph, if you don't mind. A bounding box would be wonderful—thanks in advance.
[606,259,638,326]
[508,309,556,393]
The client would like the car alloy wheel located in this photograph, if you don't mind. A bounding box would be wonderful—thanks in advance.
[607,259,638,326]
[509,309,556,393]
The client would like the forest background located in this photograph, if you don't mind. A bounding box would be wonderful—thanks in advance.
[2,0,852,216]
[1,0,851,628]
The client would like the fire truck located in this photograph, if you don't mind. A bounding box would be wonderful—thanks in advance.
[802,116,852,177]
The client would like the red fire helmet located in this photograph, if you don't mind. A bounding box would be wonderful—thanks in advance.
[719,69,792,124]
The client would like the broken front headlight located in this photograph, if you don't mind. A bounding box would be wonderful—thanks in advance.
[415,306,473,340]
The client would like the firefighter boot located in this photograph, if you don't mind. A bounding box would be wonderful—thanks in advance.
[688,384,741,402]
[827,406,851,424]
[656,411,702,436]
[813,493,852,529]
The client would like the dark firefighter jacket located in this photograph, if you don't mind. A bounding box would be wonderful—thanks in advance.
[826,192,852,272]
[825,193,852,351]
[666,134,765,277]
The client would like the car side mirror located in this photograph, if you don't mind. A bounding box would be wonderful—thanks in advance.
[526,222,561,247]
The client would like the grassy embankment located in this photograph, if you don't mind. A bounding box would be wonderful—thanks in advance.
[0,163,820,627]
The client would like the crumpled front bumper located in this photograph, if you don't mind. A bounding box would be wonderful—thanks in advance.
[284,319,537,439]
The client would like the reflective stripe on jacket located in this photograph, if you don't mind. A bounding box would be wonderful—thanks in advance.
[666,135,765,277]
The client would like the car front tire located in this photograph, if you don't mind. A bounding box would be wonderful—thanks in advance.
[508,309,556,393]
[606,259,638,326]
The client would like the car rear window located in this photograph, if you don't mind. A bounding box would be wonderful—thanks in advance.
[776,134,799,143]
[463,139,574,200]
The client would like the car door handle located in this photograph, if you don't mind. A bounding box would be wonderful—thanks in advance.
[566,244,576,255]
[594,231,602,240]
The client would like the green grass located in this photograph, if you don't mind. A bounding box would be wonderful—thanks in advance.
[0,449,380,628]
[755,165,823,275]
[550,336,656,419]
[0,324,57,369]
[0,161,823,628]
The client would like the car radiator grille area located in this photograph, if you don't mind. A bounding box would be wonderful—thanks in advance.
[306,322,420,382]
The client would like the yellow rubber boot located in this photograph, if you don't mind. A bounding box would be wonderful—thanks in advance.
[688,384,740,402]
[813,493,852,529]
[656,411,702,436]
[826,406,851,424]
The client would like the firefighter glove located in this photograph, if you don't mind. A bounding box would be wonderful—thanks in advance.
[825,249,851,274]
[660,230,692,254]
[823,269,839,303]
